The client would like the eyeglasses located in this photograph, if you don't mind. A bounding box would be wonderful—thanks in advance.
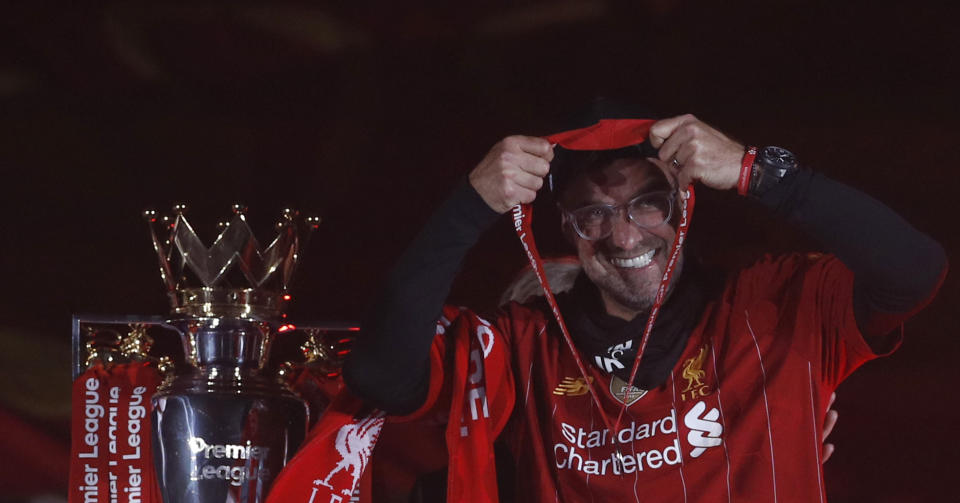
[563,191,675,241]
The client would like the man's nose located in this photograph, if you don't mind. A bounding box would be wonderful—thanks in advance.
[606,211,647,250]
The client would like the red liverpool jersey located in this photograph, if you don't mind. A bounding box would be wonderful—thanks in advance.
[414,253,897,502]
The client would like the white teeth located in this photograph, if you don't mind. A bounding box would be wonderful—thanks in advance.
[610,249,656,269]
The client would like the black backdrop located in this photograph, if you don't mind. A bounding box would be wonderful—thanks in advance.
[1,1,957,500]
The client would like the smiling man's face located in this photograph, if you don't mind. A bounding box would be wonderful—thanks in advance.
[560,157,681,320]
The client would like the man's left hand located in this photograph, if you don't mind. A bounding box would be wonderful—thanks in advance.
[648,114,745,190]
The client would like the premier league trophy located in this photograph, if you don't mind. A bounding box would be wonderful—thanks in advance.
[144,204,318,502]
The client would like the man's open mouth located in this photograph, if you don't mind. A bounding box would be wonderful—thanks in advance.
[609,249,656,269]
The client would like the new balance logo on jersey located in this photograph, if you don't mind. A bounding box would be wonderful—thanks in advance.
[683,400,722,458]
[553,376,594,396]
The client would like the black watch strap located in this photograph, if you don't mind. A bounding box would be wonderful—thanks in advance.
[748,146,800,198]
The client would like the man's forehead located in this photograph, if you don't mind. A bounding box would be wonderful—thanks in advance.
[561,158,674,205]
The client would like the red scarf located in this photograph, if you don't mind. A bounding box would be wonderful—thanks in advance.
[267,119,665,503]
[68,361,163,503]
[267,305,514,502]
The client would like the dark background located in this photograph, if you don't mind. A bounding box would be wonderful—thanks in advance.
[0,0,956,500]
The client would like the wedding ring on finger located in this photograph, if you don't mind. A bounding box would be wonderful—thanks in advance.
[672,158,680,169]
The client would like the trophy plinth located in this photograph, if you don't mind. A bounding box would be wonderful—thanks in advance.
[145,205,318,503]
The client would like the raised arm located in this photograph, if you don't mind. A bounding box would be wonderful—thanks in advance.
[648,115,947,341]
[343,136,553,414]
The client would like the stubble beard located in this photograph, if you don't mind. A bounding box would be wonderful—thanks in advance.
[584,250,684,317]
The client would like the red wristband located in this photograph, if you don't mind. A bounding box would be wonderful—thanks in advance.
[738,146,758,196]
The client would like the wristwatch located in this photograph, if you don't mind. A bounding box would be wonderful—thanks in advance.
[748,146,799,198]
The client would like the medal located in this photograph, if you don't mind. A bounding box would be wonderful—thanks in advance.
[610,374,647,406]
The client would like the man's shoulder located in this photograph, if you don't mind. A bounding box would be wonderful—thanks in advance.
[437,302,551,344]
[738,251,842,277]
[490,299,554,343]
[497,298,552,325]
[728,252,848,299]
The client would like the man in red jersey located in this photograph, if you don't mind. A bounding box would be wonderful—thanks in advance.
[340,105,947,502]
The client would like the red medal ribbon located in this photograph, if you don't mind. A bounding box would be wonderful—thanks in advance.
[614,186,694,431]
[513,118,697,452]
[512,188,694,449]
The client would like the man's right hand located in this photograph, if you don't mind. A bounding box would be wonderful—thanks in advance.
[469,136,554,214]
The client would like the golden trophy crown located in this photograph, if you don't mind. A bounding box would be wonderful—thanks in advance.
[144,204,320,320]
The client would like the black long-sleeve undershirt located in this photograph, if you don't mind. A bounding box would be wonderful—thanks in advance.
[758,169,947,336]
[344,181,500,414]
[344,170,947,414]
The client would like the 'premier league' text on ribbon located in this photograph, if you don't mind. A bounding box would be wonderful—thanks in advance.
[76,377,149,503]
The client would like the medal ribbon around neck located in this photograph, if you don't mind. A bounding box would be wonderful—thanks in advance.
[513,118,696,453]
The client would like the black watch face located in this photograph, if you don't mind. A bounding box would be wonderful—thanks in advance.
[761,146,796,168]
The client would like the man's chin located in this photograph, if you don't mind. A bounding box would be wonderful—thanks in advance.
[590,253,683,316]
[592,274,658,314]
[604,289,655,317]
[615,260,664,288]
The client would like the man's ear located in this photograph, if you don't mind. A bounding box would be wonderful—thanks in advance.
[646,156,680,190]
[558,209,578,246]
